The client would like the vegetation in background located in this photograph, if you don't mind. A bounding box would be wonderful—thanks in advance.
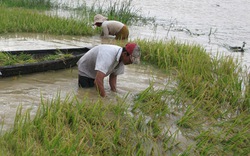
[0,0,153,36]
[85,0,153,25]
[0,6,95,35]
[0,0,53,9]
[0,39,249,155]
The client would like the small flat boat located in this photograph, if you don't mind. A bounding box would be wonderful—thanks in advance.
[0,47,90,78]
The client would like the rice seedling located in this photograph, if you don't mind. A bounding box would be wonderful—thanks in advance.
[0,52,74,66]
[0,38,249,155]
[132,83,171,120]
[86,0,152,25]
[0,6,95,35]
[0,52,35,66]
[0,0,53,9]
[0,93,177,155]
[135,39,250,155]
[0,0,152,36]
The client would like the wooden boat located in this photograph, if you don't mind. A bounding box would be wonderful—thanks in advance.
[0,47,90,78]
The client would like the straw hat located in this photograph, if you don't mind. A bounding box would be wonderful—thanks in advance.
[93,14,108,25]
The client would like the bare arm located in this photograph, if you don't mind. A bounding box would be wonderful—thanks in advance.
[102,25,109,38]
[94,71,106,97]
[109,73,117,92]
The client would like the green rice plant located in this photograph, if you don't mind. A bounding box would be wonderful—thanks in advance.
[0,0,53,10]
[1,39,250,155]
[0,6,95,35]
[0,0,152,36]
[239,71,250,112]
[0,52,35,66]
[194,111,250,155]
[39,52,73,61]
[134,39,250,155]
[0,52,74,66]
[104,0,150,25]
[176,102,204,129]
[0,52,17,66]
[220,112,250,154]
[0,94,176,155]
[195,130,222,155]
[136,39,249,113]
[132,83,170,120]
[16,52,34,61]
[87,0,153,25]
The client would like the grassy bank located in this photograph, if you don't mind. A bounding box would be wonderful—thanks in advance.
[0,40,249,155]
[84,0,151,25]
[0,0,150,36]
[0,0,52,9]
[136,39,250,155]
[0,6,94,35]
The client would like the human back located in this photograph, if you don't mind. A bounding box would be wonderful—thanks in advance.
[93,14,129,40]
[77,44,124,79]
[77,42,141,97]
[102,20,124,36]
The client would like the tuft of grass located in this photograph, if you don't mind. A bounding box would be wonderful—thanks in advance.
[0,0,53,10]
[135,39,250,155]
[0,6,95,35]
[136,39,249,113]
[0,39,249,155]
[0,52,35,66]
[0,94,175,155]
[0,52,73,66]
[0,0,153,36]
[87,0,152,25]
[132,83,170,120]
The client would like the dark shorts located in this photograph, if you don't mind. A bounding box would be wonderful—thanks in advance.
[78,75,95,88]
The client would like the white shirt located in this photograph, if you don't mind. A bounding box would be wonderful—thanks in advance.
[101,21,124,37]
[77,44,124,79]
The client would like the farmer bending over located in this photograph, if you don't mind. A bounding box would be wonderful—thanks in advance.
[93,14,129,40]
[77,43,141,97]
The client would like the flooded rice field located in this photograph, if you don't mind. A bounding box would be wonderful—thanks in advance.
[0,64,169,131]
[1,0,250,134]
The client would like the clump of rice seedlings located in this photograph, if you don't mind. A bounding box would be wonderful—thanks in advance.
[0,94,177,155]
[0,0,153,36]
[0,6,95,35]
[1,39,249,155]
[132,83,170,120]
[0,0,53,10]
[194,110,250,155]
[40,52,73,61]
[135,39,250,155]
[0,52,35,66]
[0,52,74,66]
[136,39,249,112]
[86,0,154,25]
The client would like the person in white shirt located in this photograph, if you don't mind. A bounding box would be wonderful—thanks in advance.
[93,14,129,40]
[77,43,140,97]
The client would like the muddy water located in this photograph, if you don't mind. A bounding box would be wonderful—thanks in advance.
[0,64,168,131]
[0,0,249,151]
